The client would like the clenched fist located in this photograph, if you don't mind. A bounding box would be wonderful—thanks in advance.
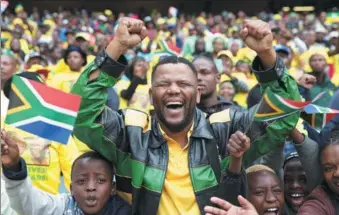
[240,19,276,69]
[240,20,273,54]
[106,17,147,60]
[227,131,250,159]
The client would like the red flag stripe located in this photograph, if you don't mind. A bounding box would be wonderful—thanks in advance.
[28,79,81,112]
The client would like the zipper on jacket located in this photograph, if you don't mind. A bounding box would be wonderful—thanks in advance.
[160,140,169,196]
[187,137,200,210]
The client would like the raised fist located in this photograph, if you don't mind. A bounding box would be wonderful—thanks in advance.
[240,20,273,55]
[227,131,250,159]
[114,17,147,51]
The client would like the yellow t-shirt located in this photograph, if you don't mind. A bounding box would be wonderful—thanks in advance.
[3,125,79,194]
[115,78,152,114]
[330,54,339,87]
[231,73,258,108]
[47,72,81,93]
[1,91,80,194]
[158,124,200,215]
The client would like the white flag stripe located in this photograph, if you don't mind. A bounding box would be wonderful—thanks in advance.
[22,78,78,117]
[9,116,74,130]
[274,94,304,110]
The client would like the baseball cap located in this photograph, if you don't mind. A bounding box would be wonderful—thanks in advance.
[75,32,91,42]
[24,52,46,64]
[283,151,299,168]
[329,31,339,40]
[274,45,290,56]
[217,50,233,61]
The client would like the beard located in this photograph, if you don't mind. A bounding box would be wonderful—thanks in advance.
[154,105,196,133]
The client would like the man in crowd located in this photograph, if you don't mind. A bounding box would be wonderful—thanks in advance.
[71,17,300,214]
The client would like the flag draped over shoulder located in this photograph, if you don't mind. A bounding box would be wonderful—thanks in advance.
[253,88,337,122]
[5,76,81,144]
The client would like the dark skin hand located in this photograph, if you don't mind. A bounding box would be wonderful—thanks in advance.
[227,131,251,174]
[89,17,147,81]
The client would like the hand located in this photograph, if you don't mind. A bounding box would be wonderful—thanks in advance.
[240,19,276,69]
[204,196,258,215]
[1,130,20,170]
[240,20,273,55]
[107,17,147,59]
[298,74,316,89]
[227,131,250,159]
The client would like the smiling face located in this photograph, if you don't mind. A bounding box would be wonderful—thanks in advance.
[71,158,113,214]
[248,171,284,215]
[283,158,308,212]
[321,144,339,196]
[219,81,235,101]
[150,63,200,133]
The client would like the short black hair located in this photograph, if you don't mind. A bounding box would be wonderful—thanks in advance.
[192,53,218,73]
[321,125,339,155]
[64,45,87,66]
[71,151,114,180]
[151,55,197,82]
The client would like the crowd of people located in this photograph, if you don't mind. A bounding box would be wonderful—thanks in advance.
[1,3,339,215]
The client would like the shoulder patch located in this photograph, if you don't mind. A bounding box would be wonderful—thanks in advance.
[209,109,231,124]
[124,109,149,130]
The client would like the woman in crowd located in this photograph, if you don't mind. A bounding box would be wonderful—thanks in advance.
[48,45,87,92]
[114,56,151,114]
[298,126,339,214]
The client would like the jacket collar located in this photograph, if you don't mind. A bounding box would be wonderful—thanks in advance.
[149,108,214,148]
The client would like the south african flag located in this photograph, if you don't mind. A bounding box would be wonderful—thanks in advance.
[5,76,81,144]
[152,40,180,57]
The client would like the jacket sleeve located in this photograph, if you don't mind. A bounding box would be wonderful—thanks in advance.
[2,159,66,215]
[1,178,17,215]
[232,78,249,93]
[221,168,247,205]
[254,144,284,175]
[210,56,301,168]
[71,51,127,163]
[294,136,322,192]
[297,199,328,215]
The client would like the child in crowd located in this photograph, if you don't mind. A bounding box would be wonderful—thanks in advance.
[283,152,309,215]
[1,130,131,215]
[247,165,285,215]
[204,164,285,215]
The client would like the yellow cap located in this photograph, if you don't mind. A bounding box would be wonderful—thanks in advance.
[104,9,113,16]
[157,18,166,25]
[43,19,56,27]
[196,16,207,25]
[12,18,24,27]
[217,50,233,61]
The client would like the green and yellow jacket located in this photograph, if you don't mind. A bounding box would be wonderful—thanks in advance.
[71,50,301,214]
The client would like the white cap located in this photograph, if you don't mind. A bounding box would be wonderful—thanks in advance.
[329,31,339,40]
[98,14,107,22]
